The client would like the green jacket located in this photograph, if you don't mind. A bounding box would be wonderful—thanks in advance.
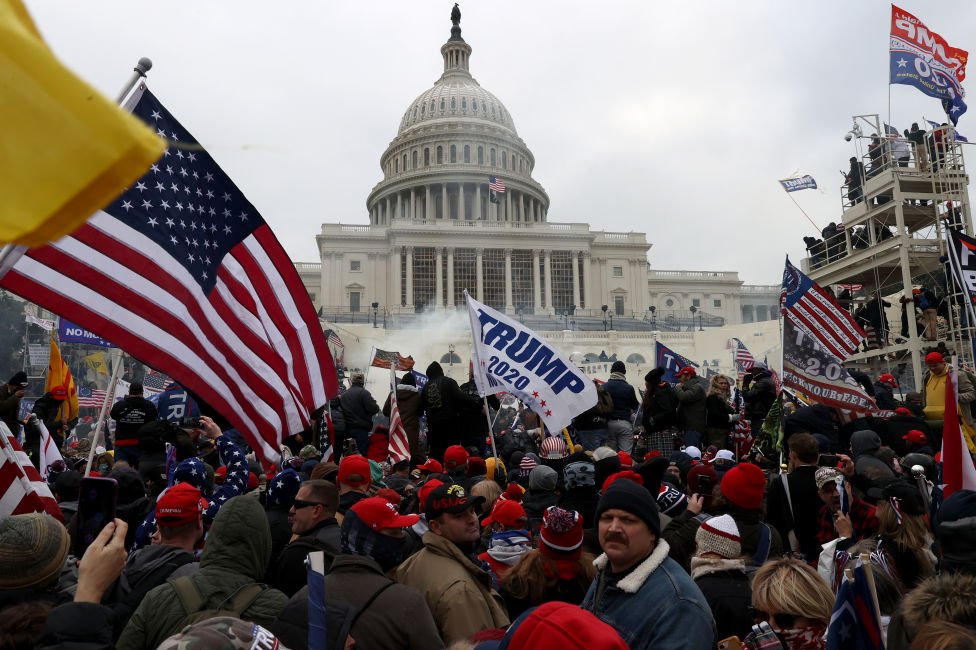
[117,497,288,650]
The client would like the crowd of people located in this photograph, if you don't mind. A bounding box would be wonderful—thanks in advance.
[1,348,976,649]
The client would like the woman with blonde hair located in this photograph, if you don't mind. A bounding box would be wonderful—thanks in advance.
[748,557,834,649]
[470,479,503,517]
[704,374,738,449]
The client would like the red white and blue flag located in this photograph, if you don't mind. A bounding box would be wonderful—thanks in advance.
[781,258,866,359]
[387,368,411,465]
[0,423,62,521]
[77,387,108,408]
[0,85,338,462]
[488,176,506,193]
[826,558,885,650]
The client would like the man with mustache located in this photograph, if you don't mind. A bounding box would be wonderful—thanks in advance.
[582,478,716,650]
[395,482,509,644]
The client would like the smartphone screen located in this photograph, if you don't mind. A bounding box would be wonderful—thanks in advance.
[818,454,839,468]
[74,477,118,557]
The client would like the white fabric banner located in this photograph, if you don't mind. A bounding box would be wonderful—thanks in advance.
[465,291,596,432]
[25,314,55,331]
[36,419,65,478]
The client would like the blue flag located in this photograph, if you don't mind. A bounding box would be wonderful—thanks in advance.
[925,119,968,142]
[826,560,885,650]
[654,342,697,384]
[778,175,817,192]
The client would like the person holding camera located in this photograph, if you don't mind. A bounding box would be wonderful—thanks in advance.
[110,382,158,467]
[0,371,28,437]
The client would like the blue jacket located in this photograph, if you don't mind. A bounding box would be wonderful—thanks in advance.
[582,540,716,650]
[604,376,639,420]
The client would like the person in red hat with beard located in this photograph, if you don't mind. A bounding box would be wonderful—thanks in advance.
[873,373,900,410]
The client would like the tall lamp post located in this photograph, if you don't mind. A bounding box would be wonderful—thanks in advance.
[371,302,379,328]
[697,311,704,331]
[601,305,609,332]
[448,343,455,368]
[689,305,698,332]
[649,305,656,332]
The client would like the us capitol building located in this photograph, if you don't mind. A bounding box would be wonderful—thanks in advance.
[297,10,779,343]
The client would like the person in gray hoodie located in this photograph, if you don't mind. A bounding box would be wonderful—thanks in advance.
[848,430,896,496]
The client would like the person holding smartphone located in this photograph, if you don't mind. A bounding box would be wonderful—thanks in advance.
[0,371,28,436]
[813,465,879,548]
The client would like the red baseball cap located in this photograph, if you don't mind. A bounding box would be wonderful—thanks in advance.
[903,430,928,446]
[416,458,443,473]
[418,478,445,513]
[925,352,945,364]
[246,472,259,491]
[481,498,528,528]
[155,483,208,527]
[617,451,633,469]
[214,466,227,484]
[337,455,372,488]
[879,373,897,387]
[443,445,469,470]
[375,487,402,506]
[51,386,68,400]
[350,496,419,531]
[676,366,696,378]
[894,407,913,417]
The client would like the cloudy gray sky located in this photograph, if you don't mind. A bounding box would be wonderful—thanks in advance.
[25,0,976,285]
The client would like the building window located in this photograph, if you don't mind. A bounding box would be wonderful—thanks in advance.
[394,158,399,173]
[612,266,623,277]
[450,145,457,163]
[490,148,496,166]
[451,97,456,110]
[440,98,445,111]
[477,146,484,164]
[692,298,701,307]
[402,154,407,171]
[512,250,535,313]
[614,295,625,316]
[665,298,675,307]
[550,251,575,313]
[483,249,506,310]
[412,247,437,310]
[436,146,443,164]
[413,150,418,169]
[472,99,478,111]
[452,248,476,307]
[349,291,361,312]
[502,151,508,168]
[350,260,361,272]
[713,299,722,308]
[463,145,470,163]
[424,148,430,166]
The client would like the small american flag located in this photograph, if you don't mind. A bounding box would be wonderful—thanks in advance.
[77,387,108,408]
[488,176,506,193]
[370,348,415,371]
[781,258,865,359]
[0,423,63,521]
[387,368,410,464]
[325,329,344,349]
[142,369,171,392]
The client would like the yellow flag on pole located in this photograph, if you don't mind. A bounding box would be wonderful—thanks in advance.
[0,0,165,246]
[44,330,78,422]
[83,351,108,376]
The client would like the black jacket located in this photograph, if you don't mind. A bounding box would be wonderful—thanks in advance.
[693,567,753,642]
[0,384,22,435]
[742,371,776,420]
[705,394,735,431]
[38,602,115,650]
[273,518,343,597]
[421,363,479,425]
[641,383,678,432]
[765,465,822,560]
[339,383,379,430]
[604,377,639,420]
[110,395,158,443]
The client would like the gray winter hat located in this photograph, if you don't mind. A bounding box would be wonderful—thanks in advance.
[529,465,558,491]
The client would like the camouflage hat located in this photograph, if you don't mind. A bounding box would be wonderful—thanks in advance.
[158,617,289,650]
[76,438,92,455]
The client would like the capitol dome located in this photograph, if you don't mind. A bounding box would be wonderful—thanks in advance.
[366,15,548,226]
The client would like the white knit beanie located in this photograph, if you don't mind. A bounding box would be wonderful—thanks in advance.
[695,514,741,559]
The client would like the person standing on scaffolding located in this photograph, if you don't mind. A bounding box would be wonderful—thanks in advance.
[845,156,865,205]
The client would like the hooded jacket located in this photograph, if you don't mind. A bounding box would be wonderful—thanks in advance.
[340,382,379,430]
[849,430,896,495]
[383,383,421,441]
[421,362,479,426]
[674,379,707,434]
[742,370,776,420]
[116,497,288,650]
[394,531,509,644]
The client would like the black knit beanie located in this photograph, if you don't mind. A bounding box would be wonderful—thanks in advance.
[595,479,661,538]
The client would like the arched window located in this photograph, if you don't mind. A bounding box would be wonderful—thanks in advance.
[440,98,445,111]
[472,99,478,111]
[490,148,496,166]
[450,145,457,163]
[463,145,471,163]
[420,103,425,115]
[412,150,418,169]
[394,158,399,173]
[430,100,435,113]
[461,98,467,111]
[477,146,484,164]
[490,103,496,116]
[501,151,507,168]
[450,97,456,110]
[436,146,443,164]
[424,148,430,166]
[626,353,646,364]
[402,154,407,171]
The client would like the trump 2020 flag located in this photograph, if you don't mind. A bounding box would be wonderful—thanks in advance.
[466,291,596,432]
[778,175,818,192]
[655,341,698,384]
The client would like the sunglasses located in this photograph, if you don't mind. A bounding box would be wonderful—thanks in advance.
[292,499,327,510]
[750,607,798,629]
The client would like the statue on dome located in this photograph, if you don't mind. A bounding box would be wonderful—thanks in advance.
[451,3,461,27]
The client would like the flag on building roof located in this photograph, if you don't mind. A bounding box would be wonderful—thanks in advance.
[0,85,338,463]
[781,258,866,359]
[370,348,415,371]
[488,176,506,193]
[387,368,410,465]
[0,0,166,247]
[0,423,62,521]
[890,5,968,124]
[44,331,78,423]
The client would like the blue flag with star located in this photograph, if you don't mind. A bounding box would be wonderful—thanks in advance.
[654,341,698,384]
[826,560,885,650]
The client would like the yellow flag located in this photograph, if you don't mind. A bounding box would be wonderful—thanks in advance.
[83,351,108,376]
[44,330,79,422]
[0,0,165,246]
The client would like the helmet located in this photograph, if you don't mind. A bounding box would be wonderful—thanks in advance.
[901,453,937,482]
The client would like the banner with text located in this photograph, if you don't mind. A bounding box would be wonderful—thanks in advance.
[466,292,596,432]
[655,341,698,384]
[58,319,114,347]
[778,175,818,192]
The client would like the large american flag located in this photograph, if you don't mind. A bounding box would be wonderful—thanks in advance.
[387,368,410,464]
[0,423,62,521]
[781,258,865,359]
[0,85,338,462]
[488,176,506,193]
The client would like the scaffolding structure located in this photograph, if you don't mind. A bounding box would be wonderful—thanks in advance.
[801,114,973,392]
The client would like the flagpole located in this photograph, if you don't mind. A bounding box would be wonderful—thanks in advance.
[782,189,820,231]
[115,57,153,104]
[365,347,375,384]
[482,396,499,463]
[85,349,124,477]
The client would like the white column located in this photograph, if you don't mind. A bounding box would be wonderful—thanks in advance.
[544,251,553,314]
[405,247,414,308]
[446,247,455,310]
[459,183,466,220]
[532,249,542,315]
[334,253,344,310]
[409,188,415,220]
[321,252,332,308]
[572,251,581,309]
[476,248,484,301]
[386,197,392,223]
[442,183,449,219]
[391,247,401,308]
[395,193,401,220]
[505,191,512,222]
[504,248,514,313]
[435,248,444,309]
[475,184,482,220]
[425,185,432,220]
[582,253,591,308]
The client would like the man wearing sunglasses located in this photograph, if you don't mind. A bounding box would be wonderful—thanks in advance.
[272,479,341,597]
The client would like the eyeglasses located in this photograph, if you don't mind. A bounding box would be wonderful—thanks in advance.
[750,607,798,629]
[292,499,327,510]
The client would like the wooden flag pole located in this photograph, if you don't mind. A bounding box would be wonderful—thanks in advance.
[85,349,124,477]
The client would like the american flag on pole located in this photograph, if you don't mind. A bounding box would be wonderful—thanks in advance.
[781,258,865,359]
[324,329,344,349]
[387,368,410,464]
[0,423,63,521]
[729,337,756,377]
[0,85,338,462]
[370,348,415,371]
[488,176,506,193]
[77,387,108,408]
